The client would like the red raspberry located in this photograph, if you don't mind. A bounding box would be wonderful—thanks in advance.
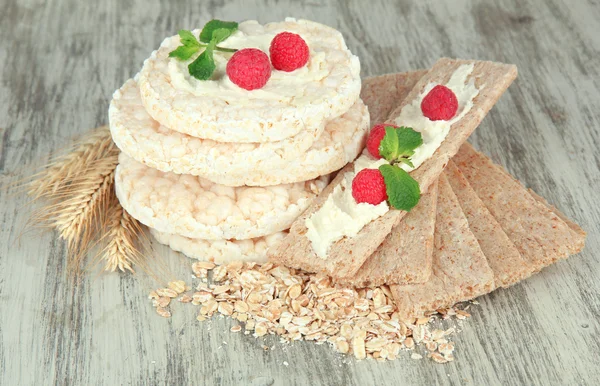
[352,169,388,205]
[226,48,271,90]
[420,85,458,121]
[366,124,398,159]
[269,32,309,72]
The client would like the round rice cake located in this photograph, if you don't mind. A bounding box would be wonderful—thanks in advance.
[150,228,286,264]
[201,101,369,186]
[115,153,329,240]
[110,79,369,185]
[137,18,361,143]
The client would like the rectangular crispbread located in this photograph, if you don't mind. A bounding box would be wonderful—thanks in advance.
[527,188,587,245]
[453,142,586,269]
[269,58,518,279]
[336,180,438,288]
[359,70,428,124]
[444,160,535,288]
[390,174,495,319]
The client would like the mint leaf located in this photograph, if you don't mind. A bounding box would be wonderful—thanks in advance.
[169,44,200,60]
[379,126,400,162]
[169,30,201,60]
[379,164,421,211]
[188,43,216,80]
[378,126,423,164]
[211,28,233,44]
[395,126,423,158]
[178,30,201,47]
[199,20,238,43]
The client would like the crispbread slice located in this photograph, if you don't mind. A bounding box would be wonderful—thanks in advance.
[527,189,586,250]
[453,143,585,269]
[336,180,438,288]
[269,58,518,279]
[360,70,428,124]
[390,174,495,319]
[444,161,535,288]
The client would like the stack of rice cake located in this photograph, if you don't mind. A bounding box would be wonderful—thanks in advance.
[109,20,368,263]
[270,68,586,319]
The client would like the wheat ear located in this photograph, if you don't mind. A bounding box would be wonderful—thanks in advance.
[101,198,146,273]
[27,126,114,199]
[22,125,155,275]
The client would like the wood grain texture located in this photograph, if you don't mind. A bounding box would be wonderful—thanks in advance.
[1,0,599,384]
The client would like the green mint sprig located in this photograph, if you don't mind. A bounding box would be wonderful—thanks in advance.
[379,126,423,168]
[169,20,239,80]
[377,126,423,211]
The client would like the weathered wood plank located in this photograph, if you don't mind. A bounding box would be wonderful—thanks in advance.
[1,0,599,385]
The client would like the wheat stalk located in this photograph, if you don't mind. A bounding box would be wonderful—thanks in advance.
[53,156,117,241]
[27,126,115,200]
[101,199,145,273]
[22,126,151,275]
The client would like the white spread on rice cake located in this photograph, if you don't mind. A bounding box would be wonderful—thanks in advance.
[137,18,361,143]
[150,228,286,264]
[115,153,330,240]
[109,78,368,184]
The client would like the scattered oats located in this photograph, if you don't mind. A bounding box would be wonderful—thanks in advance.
[192,262,209,278]
[168,280,186,294]
[212,265,227,282]
[151,260,472,363]
[288,284,302,299]
[431,329,445,341]
[255,322,268,337]
[412,325,425,343]
[416,317,430,325]
[157,296,170,308]
[430,352,449,364]
[352,331,367,360]
[156,288,178,298]
[262,345,269,351]
[194,261,216,271]
[213,285,230,295]
[196,315,206,322]
[438,342,455,355]
[336,339,350,354]
[178,294,192,303]
[234,300,249,313]
[156,307,171,318]
[193,291,213,304]
[218,302,234,316]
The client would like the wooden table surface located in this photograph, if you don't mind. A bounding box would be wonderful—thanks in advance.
[1,0,599,384]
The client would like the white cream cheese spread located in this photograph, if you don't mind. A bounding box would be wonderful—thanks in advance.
[305,64,480,259]
[168,20,332,101]
[138,18,362,142]
[393,64,479,171]
[305,155,389,259]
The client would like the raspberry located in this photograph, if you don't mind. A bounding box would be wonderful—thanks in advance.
[420,85,458,121]
[226,48,272,90]
[366,124,398,159]
[352,169,388,205]
[269,32,309,72]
